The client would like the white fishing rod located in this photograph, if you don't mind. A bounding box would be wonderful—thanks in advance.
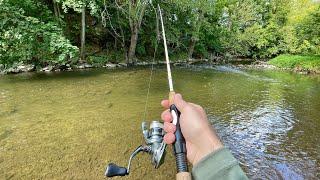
[158,4,192,180]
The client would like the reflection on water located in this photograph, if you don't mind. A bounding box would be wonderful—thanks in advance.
[0,66,319,179]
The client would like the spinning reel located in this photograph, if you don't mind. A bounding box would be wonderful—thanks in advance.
[105,121,166,177]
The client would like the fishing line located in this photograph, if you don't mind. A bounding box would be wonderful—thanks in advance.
[142,4,160,121]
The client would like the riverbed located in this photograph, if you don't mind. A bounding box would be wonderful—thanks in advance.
[0,65,319,179]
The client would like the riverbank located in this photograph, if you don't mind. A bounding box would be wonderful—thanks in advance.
[269,55,320,74]
[1,56,320,75]
[0,59,208,75]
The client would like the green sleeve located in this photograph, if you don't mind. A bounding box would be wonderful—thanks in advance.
[192,147,248,180]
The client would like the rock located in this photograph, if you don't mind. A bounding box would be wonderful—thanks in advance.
[298,71,309,75]
[136,62,149,66]
[58,64,70,70]
[74,63,93,69]
[77,65,85,69]
[4,62,33,74]
[17,64,34,72]
[84,63,93,68]
[6,67,20,74]
[104,63,117,68]
[118,63,127,67]
[41,65,53,72]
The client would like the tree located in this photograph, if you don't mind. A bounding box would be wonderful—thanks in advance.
[170,0,216,59]
[111,0,149,64]
[56,0,99,61]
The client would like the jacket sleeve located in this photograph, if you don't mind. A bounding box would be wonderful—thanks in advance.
[192,147,248,180]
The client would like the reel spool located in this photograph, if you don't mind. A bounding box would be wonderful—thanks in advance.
[105,121,166,177]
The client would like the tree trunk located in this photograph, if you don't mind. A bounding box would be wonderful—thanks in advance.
[126,1,147,65]
[127,26,139,65]
[53,0,58,17]
[57,2,61,17]
[188,11,204,60]
[80,5,86,61]
[188,38,196,60]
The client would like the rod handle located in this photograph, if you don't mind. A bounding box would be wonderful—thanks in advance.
[169,91,175,105]
[176,172,192,180]
[170,104,188,173]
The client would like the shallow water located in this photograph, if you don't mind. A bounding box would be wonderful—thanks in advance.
[0,66,319,179]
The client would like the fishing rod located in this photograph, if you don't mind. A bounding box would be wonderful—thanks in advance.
[158,4,191,180]
[104,4,191,180]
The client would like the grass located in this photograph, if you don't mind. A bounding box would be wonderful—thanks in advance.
[269,54,320,73]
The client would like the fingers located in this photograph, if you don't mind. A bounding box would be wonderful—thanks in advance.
[173,94,189,113]
[161,93,186,145]
[161,109,172,122]
[164,133,175,144]
[161,99,170,109]
[164,122,176,133]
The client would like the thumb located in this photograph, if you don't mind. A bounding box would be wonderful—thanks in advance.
[173,94,188,112]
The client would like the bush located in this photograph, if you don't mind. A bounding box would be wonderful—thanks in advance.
[0,0,78,68]
[269,54,320,72]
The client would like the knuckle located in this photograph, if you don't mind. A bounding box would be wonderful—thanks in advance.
[184,104,192,111]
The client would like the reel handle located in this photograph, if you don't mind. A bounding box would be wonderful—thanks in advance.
[105,163,128,177]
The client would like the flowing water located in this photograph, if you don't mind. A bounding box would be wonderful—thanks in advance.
[0,66,319,179]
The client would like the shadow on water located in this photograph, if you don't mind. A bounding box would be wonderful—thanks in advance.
[1,68,110,83]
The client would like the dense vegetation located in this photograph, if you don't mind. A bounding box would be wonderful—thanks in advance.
[0,0,319,69]
[269,55,320,72]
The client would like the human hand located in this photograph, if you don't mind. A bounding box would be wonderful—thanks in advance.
[161,94,223,166]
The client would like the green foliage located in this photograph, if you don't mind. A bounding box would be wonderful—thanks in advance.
[295,6,320,55]
[0,0,78,67]
[56,0,99,15]
[269,54,320,72]
[88,50,125,64]
[87,55,109,65]
[0,0,319,70]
